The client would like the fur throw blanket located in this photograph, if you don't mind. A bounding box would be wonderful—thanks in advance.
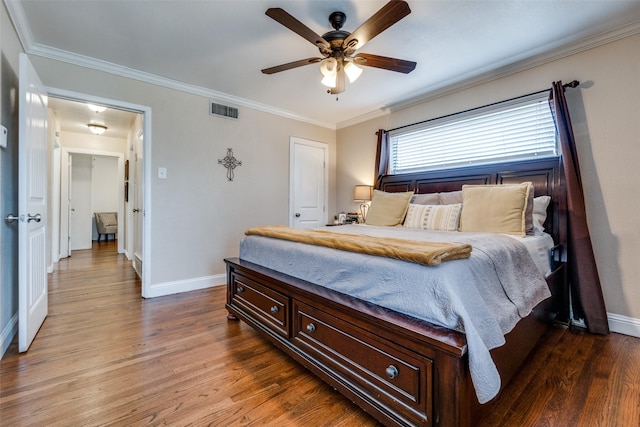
[245,225,472,266]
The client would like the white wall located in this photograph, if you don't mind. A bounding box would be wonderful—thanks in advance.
[92,156,119,213]
[337,33,640,335]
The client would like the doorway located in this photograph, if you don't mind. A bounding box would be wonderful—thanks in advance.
[60,150,124,253]
[46,90,151,296]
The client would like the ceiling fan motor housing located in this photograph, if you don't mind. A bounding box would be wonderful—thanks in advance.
[322,11,351,53]
[329,11,346,30]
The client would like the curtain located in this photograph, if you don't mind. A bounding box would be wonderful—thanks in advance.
[549,81,609,334]
[374,129,390,188]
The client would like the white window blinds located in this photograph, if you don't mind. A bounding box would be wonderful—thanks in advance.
[389,94,557,174]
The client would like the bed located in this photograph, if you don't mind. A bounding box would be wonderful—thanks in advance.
[225,157,567,426]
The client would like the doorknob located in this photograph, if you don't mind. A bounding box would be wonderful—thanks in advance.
[133,208,140,213]
[295,213,301,217]
[5,214,20,223]
[27,214,42,223]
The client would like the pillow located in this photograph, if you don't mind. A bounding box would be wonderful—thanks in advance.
[524,185,535,235]
[404,203,462,231]
[533,195,551,234]
[411,192,440,205]
[459,182,533,237]
[438,190,463,205]
[365,190,414,226]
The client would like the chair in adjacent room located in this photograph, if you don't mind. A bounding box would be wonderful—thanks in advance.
[95,212,118,241]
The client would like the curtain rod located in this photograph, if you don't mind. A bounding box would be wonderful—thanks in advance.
[385,80,580,133]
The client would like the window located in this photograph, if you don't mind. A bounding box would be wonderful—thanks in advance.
[389,94,557,174]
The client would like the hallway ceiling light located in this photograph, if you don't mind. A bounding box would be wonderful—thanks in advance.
[87,103,106,113]
[87,123,107,135]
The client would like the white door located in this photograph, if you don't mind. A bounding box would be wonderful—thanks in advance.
[132,130,143,277]
[289,137,328,229]
[18,53,48,352]
[69,154,92,250]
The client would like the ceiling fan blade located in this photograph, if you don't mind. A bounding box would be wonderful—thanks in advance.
[342,1,411,52]
[354,53,416,74]
[262,58,322,74]
[266,8,331,51]
[261,58,322,75]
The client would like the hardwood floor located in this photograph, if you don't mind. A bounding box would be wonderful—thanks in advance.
[1,242,638,426]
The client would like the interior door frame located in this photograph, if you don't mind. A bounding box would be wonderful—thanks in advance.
[60,149,125,253]
[47,88,152,298]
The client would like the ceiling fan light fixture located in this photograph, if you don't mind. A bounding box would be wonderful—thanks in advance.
[344,61,363,83]
[87,123,108,135]
[320,58,338,88]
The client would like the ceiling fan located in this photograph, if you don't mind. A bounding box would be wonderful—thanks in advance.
[261,0,417,95]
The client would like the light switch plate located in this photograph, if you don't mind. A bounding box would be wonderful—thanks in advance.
[0,125,7,148]
[158,167,167,179]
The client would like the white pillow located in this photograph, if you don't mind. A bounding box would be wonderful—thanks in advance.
[533,196,551,234]
[403,203,462,231]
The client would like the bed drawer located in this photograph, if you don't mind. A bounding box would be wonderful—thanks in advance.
[292,301,433,426]
[229,272,289,338]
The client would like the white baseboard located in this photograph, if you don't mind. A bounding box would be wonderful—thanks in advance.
[608,312,640,338]
[1,314,18,359]
[145,273,227,298]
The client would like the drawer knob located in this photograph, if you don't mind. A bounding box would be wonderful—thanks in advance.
[385,365,399,379]
[306,323,316,333]
[270,306,279,314]
[237,286,244,293]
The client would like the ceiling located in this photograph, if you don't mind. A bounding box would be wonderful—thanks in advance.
[48,97,139,140]
[7,0,640,133]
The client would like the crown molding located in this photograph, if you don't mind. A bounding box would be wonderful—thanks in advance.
[4,0,34,48]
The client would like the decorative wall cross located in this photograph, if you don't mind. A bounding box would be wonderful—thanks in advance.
[218,148,242,181]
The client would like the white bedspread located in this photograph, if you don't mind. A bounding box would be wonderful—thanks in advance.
[239,224,552,404]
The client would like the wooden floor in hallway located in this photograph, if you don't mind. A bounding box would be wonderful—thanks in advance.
[1,241,639,426]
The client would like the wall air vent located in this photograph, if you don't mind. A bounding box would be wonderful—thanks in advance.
[210,101,239,120]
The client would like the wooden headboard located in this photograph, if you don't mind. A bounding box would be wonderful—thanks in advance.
[378,157,565,247]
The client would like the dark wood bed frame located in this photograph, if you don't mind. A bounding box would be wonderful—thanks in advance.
[225,157,567,426]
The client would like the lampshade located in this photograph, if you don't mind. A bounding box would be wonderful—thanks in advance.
[344,61,363,83]
[87,124,107,135]
[354,185,373,201]
[320,58,338,88]
[321,73,337,88]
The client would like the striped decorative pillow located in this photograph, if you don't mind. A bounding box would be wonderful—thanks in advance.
[403,203,462,231]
